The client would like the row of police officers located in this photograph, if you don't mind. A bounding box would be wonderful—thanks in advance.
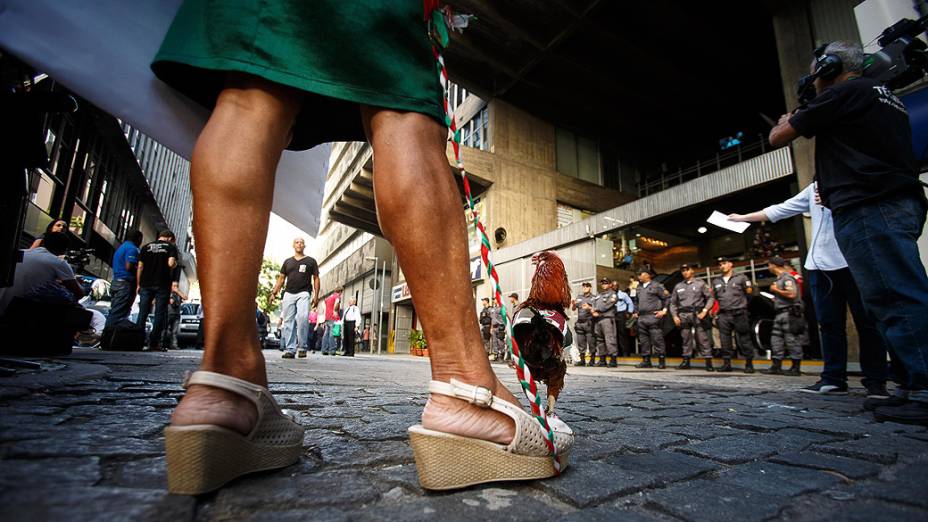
[572,256,803,374]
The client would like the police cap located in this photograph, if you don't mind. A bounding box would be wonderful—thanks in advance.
[680,263,696,271]
[768,256,788,267]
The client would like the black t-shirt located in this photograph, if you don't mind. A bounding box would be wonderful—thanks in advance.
[789,78,919,211]
[281,256,318,294]
[138,240,179,289]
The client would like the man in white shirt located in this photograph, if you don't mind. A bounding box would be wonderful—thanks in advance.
[341,297,361,357]
[729,182,890,399]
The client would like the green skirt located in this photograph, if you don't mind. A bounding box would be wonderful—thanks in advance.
[151,0,445,150]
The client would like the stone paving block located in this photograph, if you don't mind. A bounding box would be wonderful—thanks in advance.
[812,436,926,465]
[104,456,167,489]
[779,496,927,522]
[306,430,412,467]
[536,460,665,508]
[339,414,419,441]
[0,457,101,488]
[7,434,164,458]
[212,470,379,516]
[587,425,689,454]
[675,433,778,464]
[350,486,567,522]
[559,506,665,522]
[0,486,195,522]
[242,507,352,522]
[768,451,882,480]
[644,479,786,522]
[656,423,738,441]
[603,451,720,483]
[714,461,843,496]
[842,460,928,508]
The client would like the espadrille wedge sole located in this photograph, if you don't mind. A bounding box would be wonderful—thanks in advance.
[409,379,574,491]
[165,371,305,495]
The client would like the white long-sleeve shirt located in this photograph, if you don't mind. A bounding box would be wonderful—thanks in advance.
[762,182,847,271]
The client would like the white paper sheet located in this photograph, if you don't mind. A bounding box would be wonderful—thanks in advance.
[0,0,327,235]
[707,211,751,234]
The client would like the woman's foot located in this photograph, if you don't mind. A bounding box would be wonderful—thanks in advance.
[421,378,519,445]
[171,384,259,435]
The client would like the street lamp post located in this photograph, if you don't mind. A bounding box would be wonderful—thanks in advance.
[378,260,386,355]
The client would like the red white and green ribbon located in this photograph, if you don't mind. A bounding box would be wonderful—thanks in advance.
[426,3,560,472]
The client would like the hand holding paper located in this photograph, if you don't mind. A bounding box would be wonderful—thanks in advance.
[707,211,751,233]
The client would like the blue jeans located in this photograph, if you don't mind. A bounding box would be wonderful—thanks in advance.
[833,195,928,400]
[137,286,170,349]
[280,291,310,354]
[322,320,336,354]
[809,269,888,387]
[105,279,136,327]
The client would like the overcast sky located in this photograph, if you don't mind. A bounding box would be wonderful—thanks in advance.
[263,212,317,265]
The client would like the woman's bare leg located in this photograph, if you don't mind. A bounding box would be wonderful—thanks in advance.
[361,107,516,444]
[171,74,302,434]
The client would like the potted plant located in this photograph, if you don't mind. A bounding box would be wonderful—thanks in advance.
[409,330,429,356]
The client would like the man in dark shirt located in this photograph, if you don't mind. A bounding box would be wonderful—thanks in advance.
[769,41,928,424]
[136,230,179,351]
[105,229,142,328]
[269,237,319,359]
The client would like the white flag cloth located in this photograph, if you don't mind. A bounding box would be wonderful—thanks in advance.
[0,0,327,235]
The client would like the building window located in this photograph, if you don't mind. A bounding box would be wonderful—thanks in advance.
[461,106,489,151]
[557,203,594,228]
[556,128,600,185]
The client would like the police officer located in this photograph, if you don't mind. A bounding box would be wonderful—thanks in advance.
[611,280,635,357]
[633,267,670,369]
[479,298,492,355]
[671,263,715,371]
[571,282,596,366]
[592,277,619,367]
[490,302,506,362]
[712,257,756,373]
[764,256,803,376]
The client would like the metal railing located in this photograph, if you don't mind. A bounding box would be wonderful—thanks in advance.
[638,134,769,197]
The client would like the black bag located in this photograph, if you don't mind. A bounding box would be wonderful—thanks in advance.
[787,304,805,336]
[101,320,146,351]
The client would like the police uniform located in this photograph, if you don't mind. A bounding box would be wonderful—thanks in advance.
[572,289,596,365]
[670,269,715,369]
[593,281,618,366]
[712,267,756,368]
[766,265,803,374]
[489,305,506,361]
[479,304,492,354]
[636,279,670,367]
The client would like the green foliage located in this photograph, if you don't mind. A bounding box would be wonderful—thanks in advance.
[409,329,428,350]
[256,258,281,315]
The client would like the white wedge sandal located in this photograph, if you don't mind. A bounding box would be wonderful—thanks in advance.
[408,379,574,490]
[164,371,305,495]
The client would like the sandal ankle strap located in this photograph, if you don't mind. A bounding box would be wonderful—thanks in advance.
[183,371,266,406]
[429,379,494,407]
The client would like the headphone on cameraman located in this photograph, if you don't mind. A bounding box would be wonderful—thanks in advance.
[797,43,844,105]
[812,43,844,81]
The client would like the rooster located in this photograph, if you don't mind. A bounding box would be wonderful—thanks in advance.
[511,251,572,416]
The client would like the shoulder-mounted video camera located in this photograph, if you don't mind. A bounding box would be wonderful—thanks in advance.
[797,15,928,105]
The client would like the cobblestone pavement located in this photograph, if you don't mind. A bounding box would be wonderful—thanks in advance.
[2,349,927,521]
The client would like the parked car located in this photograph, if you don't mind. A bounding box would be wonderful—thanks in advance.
[265,322,281,350]
[177,303,201,348]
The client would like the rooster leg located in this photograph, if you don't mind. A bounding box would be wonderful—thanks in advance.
[546,393,557,416]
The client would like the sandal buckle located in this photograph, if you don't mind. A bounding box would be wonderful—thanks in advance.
[450,380,493,407]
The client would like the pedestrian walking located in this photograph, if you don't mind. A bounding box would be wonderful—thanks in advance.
[571,282,595,366]
[307,307,318,353]
[135,230,179,352]
[313,303,326,352]
[670,264,715,371]
[163,284,187,349]
[712,257,757,373]
[592,278,618,367]
[763,256,804,376]
[104,229,143,329]
[269,237,319,359]
[321,288,342,355]
[362,324,371,353]
[634,267,670,369]
[342,297,360,357]
[331,313,343,354]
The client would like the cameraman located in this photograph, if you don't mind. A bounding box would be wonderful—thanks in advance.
[769,41,928,425]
